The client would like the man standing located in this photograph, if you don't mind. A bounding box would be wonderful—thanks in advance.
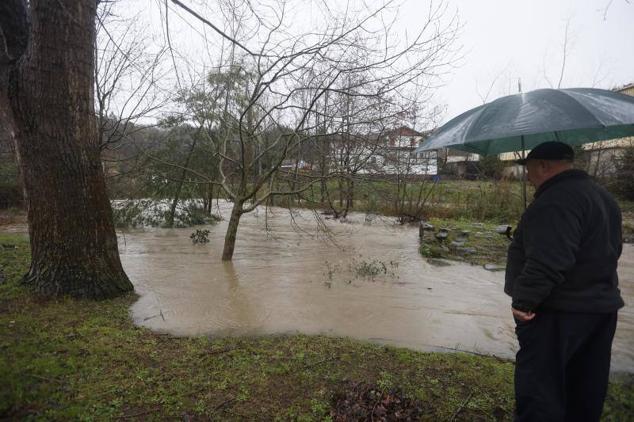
[505,141,624,421]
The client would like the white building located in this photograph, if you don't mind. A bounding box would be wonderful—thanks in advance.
[352,126,438,176]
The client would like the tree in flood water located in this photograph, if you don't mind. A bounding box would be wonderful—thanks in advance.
[164,0,459,261]
[0,0,133,298]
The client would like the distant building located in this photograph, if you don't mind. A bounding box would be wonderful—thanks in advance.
[333,126,438,176]
[582,83,634,177]
[437,148,480,178]
[615,82,634,97]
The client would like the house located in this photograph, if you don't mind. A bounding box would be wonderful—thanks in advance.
[436,148,480,178]
[355,126,438,176]
[582,83,634,177]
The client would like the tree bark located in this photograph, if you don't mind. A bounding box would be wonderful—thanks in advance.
[202,183,213,215]
[166,136,197,227]
[0,0,133,299]
[222,200,243,261]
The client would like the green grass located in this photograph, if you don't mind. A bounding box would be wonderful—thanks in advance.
[1,234,632,420]
[286,179,528,223]
[419,218,512,266]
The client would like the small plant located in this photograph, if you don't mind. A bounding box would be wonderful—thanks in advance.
[376,371,395,392]
[419,243,446,259]
[190,229,210,244]
[324,261,340,280]
[351,258,398,280]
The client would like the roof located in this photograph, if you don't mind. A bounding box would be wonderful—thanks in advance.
[384,126,426,138]
[614,83,634,94]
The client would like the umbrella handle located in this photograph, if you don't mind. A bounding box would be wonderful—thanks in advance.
[521,136,527,210]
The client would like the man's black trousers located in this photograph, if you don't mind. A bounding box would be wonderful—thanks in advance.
[514,310,618,422]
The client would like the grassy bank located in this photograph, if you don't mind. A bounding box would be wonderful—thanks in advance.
[290,179,528,223]
[418,218,511,266]
[1,235,633,420]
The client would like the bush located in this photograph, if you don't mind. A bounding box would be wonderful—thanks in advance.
[190,229,210,244]
[476,155,506,180]
[111,199,221,228]
[613,146,634,201]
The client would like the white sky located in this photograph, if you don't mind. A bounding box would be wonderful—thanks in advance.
[110,0,634,128]
[403,0,634,124]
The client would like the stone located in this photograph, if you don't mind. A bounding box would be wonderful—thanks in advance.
[456,246,477,255]
[426,258,452,267]
[495,225,513,239]
[435,231,448,241]
[455,230,470,243]
[483,263,506,272]
[495,225,511,233]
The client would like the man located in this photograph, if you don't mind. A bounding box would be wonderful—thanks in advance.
[505,141,624,421]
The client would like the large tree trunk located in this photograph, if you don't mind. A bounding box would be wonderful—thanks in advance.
[0,0,133,299]
[222,201,243,261]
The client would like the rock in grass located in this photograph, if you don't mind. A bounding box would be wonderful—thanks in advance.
[420,222,435,231]
[456,230,470,241]
[456,246,477,255]
[435,228,449,241]
[426,258,452,267]
[484,263,506,272]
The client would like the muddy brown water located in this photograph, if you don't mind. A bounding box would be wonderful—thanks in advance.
[113,201,633,373]
[2,203,632,372]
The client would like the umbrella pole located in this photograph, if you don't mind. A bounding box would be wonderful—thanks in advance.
[521,136,527,209]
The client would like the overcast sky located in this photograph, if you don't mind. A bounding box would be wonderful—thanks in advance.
[112,0,633,128]
[403,0,634,124]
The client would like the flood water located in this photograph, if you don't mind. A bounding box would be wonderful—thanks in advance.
[117,201,634,373]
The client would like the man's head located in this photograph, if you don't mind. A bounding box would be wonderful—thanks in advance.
[515,142,574,188]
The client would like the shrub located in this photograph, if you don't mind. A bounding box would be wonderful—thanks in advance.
[612,146,634,201]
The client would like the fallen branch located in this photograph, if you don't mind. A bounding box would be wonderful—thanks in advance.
[120,406,160,419]
[214,397,236,410]
[450,391,474,421]
[207,347,236,356]
[29,374,63,384]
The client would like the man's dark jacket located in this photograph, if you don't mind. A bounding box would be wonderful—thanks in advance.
[505,169,624,313]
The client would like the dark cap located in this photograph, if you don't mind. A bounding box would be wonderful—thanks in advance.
[515,141,574,165]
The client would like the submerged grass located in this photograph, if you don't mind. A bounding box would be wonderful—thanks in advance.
[0,234,632,420]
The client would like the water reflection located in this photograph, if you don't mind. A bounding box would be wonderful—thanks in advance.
[120,201,633,373]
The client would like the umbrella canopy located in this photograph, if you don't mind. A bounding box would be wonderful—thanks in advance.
[416,88,634,156]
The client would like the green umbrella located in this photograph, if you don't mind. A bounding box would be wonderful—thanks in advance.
[416,87,634,156]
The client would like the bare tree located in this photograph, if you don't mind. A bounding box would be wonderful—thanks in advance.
[161,0,459,260]
[95,1,171,190]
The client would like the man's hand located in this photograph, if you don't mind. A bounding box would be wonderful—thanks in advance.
[512,307,536,322]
